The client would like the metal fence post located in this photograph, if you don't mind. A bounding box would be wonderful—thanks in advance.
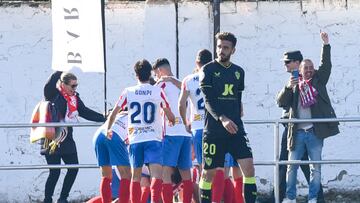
[274,121,280,203]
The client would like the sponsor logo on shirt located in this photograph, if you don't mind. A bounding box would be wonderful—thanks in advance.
[193,114,205,121]
[222,84,234,96]
[128,126,155,136]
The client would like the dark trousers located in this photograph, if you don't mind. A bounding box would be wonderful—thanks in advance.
[270,127,325,203]
[44,153,79,203]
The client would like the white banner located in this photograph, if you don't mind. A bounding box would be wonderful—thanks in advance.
[52,0,105,72]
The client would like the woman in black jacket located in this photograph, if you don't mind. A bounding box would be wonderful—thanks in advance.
[43,71,106,203]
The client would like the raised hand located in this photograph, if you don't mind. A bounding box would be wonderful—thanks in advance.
[320,32,329,45]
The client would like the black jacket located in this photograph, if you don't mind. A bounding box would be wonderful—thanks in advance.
[43,71,106,155]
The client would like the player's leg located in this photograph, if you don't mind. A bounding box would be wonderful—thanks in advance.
[144,141,163,203]
[191,165,201,203]
[129,142,145,203]
[199,136,225,203]
[162,136,182,203]
[100,166,113,203]
[131,167,143,203]
[116,166,131,203]
[200,168,217,203]
[108,132,132,203]
[230,135,257,203]
[178,136,194,203]
[93,131,112,203]
[222,154,237,203]
[192,129,204,172]
[148,163,163,203]
[210,168,225,203]
[140,167,151,203]
[231,166,244,203]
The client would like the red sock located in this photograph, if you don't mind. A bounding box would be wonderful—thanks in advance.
[182,180,194,203]
[141,187,151,203]
[119,178,130,203]
[223,178,234,203]
[232,188,237,203]
[151,178,163,202]
[131,181,141,203]
[212,170,225,203]
[233,177,244,203]
[100,177,112,203]
[161,183,173,203]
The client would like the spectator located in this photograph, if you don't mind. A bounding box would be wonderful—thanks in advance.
[269,108,325,203]
[42,71,106,203]
[277,32,339,203]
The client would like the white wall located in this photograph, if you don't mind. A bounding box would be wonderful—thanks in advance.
[0,0,359,201]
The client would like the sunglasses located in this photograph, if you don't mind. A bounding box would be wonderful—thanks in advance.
[65,83,78,89]
[284,60,293,65]
[70,84,78,89]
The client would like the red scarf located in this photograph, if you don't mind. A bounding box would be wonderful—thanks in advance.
[58,85,78,122]
[298,76,318,108]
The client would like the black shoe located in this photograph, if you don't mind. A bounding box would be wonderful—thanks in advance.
[43,198,52,203]
[56,199,69,203]
[317,199,326,203]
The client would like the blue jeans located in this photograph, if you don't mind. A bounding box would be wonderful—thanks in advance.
[286,128,323,200]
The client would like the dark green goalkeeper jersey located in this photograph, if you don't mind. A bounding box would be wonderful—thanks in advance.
[199,60,245,137]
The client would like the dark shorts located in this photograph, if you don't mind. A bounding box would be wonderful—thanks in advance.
[202,132,253,170]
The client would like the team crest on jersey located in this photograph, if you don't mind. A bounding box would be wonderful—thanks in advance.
[214,72,221,78]
[235,71,240,80]
[205,157,212,166]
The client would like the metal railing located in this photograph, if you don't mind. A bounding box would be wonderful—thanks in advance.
[245,117,360,203]
[1,117,360,203]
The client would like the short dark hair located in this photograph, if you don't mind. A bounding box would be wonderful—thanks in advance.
[134,59,152,82]
[196,49,212,65]
[149,76,156,85]
[215,32,237,47]
[152,58,170,70]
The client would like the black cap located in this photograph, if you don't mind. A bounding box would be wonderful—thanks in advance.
[282,50,303,62]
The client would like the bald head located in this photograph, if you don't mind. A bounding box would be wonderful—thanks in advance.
[300,59,315,80]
